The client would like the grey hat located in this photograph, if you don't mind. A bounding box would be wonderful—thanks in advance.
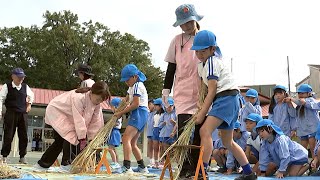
[173,4,203,27]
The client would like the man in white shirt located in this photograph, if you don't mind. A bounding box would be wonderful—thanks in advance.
[0,68,34,164]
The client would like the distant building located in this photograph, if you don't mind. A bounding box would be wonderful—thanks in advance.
[295,64,320,99]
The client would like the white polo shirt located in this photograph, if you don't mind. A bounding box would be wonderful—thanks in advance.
[127,81,148,107]
[198,56,238,93]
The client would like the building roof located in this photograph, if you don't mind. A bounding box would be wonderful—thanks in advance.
[308,64,320,70]
[0,84,111,110]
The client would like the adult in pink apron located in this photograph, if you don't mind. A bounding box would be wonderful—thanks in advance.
[162,4,202,178]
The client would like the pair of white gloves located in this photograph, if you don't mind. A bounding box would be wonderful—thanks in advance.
[162,89,171,108]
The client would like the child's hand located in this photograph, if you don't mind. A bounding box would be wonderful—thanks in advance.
[170,133,175,138]
[170,119,176,124]
[283,97,292,103]
[276,172,284,178]
[299,98,306,105]
[290,130,297,138]
[224,168,233,175]
[311,158,318,168]
[113,112,122,119]
[194,111,206,125]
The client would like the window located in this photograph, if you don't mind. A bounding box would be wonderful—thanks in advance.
[27,115,44,127]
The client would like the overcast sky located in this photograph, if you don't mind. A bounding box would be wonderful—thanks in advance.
[1,0,320,91]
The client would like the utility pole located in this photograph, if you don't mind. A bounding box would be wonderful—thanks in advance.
[287,56,291,94]
[231,58,233,72]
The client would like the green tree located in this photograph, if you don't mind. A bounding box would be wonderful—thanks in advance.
[0,10,163,98]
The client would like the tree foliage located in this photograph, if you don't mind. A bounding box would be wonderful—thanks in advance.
[0,10,164,98]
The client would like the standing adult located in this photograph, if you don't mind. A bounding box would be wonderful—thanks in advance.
[162,4,203,178]
[0,68,34,164]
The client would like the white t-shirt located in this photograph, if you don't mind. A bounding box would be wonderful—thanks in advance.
[246,134,261,152]
[127,81,148,107]
[198,56,238,94]
[153,114,161,127]
[80,79,95,88]
[114,117,123,129]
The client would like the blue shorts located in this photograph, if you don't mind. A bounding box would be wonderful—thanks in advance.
[161,137,176,145]
[250,146,259,160]
[288,158,308,166]
[208,94,240,130]
[107,129,121,147]
[300,132,317,140]
[147,136,153,140]
[128,106,148,132]
[152,127,160,141]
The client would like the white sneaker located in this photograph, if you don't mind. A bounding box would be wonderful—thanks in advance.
[59,165,71,173]
[19,157,28,164]
[121,166,133,173]
[33,163,48,172]
[137,166,149,173]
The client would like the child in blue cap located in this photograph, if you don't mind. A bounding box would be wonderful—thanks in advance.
[146,99,155,167]
[310,123,320,176]
[268,85,297,137]
[151,98,164,169]
[158,97,177,151]
[107,97,122,170]
[244,113,263,175]
[289,84,320,160]
[225,121,250,175]
[113,64,149,173]
[239,89,262,131]
[191,30,255,180]
[256,119,309,178]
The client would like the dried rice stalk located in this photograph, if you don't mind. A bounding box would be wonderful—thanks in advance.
[161,82,207,179]
[71,100,128,173]
[0,164,21,179]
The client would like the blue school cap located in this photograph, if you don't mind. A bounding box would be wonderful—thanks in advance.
[273,85,287,92]
[153,98,162,105]
[234,121,241,129]
[110,97,121,108]
[120,64,146,82]
[255,119,284,135]
[191,30,222,58]
[297,84,312,93]
[12,67,26,77]
[167,97,174,106]
[245,113,263,123]
[246,89,258,98]
[173,4,203,27]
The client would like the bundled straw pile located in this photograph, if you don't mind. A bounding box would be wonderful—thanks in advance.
[0,164,21,179]
[161,82,207,179]
[71,100,128,173]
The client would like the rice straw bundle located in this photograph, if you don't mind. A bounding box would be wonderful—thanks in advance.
[0,164,21,179]
[71,100,128,173]
[161,82,207,179]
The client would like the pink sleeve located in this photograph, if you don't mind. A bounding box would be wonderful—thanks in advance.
[164,36,177,64]
[71,94,87,140]
[87,106,104,140]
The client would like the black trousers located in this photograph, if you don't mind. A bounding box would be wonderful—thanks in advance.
[178,114,204,174]
[1,110,28,158]
[38,130,79,168]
